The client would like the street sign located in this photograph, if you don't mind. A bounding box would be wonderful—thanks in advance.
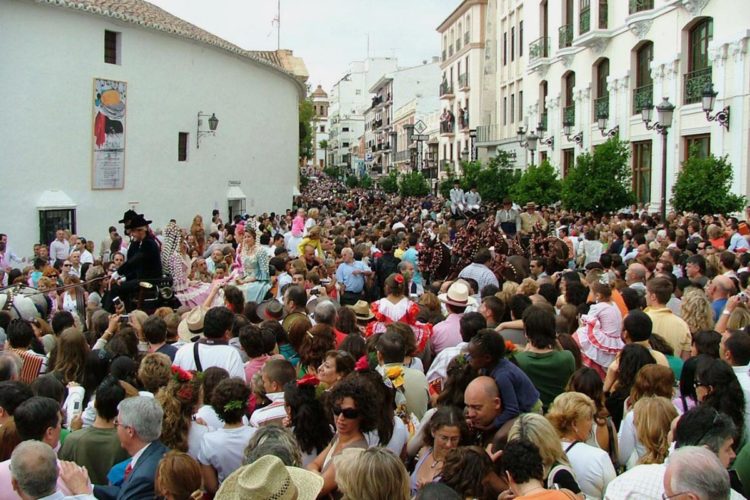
[365,153,373,161]
[414,120,427,134]
[414,134,430,141]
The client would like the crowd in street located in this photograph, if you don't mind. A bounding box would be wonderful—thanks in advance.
[2,172,750,499]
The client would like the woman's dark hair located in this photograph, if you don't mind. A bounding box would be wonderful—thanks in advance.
[109,356,139,387]
[260,319,289,346]
[423,406,470,448]
[284,382,333,455]
[105,327,139,359]
[242,301,261,323]
[384,273,406,297]
[565,282,590,307]
[328,373,381,434]
[211,377,251,424]
[648,333,675,357]
[696,357,746,445]
[385,322,417,357]
[335,307,358,335]
[325,350,356,378]
[612,344,656,398]
[30,374,66,404]
[298,324,336,370]
[556,333,582,369]
[440,446,493,499]
[201,367,230,407]
[678,356,701,413]
[501,439,545,485]
[437,356,478,410]
[239,324,273,358]
[692,330,722,359]
[348,370,394,444]
[522,305,556,349]
[223,285,244,315]
[230,314,249,339]
[340,333,367,360]
[566,367,606,418]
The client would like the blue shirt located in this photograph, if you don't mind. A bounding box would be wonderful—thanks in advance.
[712,297,728,322]
[336,261,366,293]
[402,247,422,285]
[487,358,540,428]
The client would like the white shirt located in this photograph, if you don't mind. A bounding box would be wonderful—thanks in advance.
[618,410,646,468]
[197,426,257,483]
[50,239,70,261]
[249,392,286,427]
[426,342,467,383]
[173,342,245,379]
[194,404,249,430]
[561,439,617,499]
[365,416,409,456]
[79,249,94,264]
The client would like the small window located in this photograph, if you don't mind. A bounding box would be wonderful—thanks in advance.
[510,94,515,123]
[355,89,362,95]
[178,133,188,162]
[342,142,350,148]
[519,91,524,121]
[342,127,350,132]
[511,27,515,61]
[519,21,524,56]
[503,97,507,125]
[319,125,325,133]
[104,30,120,64]
[503,32,508,65]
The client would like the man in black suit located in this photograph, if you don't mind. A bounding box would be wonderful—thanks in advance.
[105,213,162,312]
[94,396,167,500]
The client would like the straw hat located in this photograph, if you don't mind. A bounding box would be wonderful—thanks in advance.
[525,202,537,210]
[215,455,323,500]
[438,281,477,308]
[347,300,374,321]
[177,307,205,343]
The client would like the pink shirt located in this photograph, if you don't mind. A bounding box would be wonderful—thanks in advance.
[245,355,271,385]
[292,216,305,237]
[431,313,463,354]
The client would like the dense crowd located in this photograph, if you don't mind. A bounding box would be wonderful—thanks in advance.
[1,173,750,499]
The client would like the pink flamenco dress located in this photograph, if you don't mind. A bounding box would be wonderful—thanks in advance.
[574,301,624,379]
[366,297,433,354]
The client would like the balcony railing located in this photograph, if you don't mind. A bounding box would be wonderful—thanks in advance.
[395,150,411,162]
[629,0,654,14]
[529,36,550,60]
[563,104,575,126]
[559,25,573,49]
[440,82,454,97]
[580,8,591,34]
[684,67,712,105]
[458,73,469,89]
[632,84,653,114]
[594,95,609,119]
[540,111,548,131]
[599,0,608,28]
[440,122,455,134]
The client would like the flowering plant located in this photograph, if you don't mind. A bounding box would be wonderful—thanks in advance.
[171,366,193,383]
[297,374,320,387]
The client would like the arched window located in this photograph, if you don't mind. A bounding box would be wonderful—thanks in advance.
[595,58,610,120]
[685,18,713,104]
[633,41,653,114]
[563,72,576,126]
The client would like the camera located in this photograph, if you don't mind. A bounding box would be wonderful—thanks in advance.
[310,289,321,296]
[119,314,130,323]
[740,292,748,303]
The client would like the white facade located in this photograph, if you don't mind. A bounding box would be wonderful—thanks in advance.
[437,0,488,177]
[327,58,399,173]
[310,85,329,170]
[0,0,303,255]
[523,0,750,210]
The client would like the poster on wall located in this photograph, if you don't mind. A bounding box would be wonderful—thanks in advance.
[92,78,126,189]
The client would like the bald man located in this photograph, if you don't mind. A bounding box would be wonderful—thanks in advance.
[645,277,692,359]
[708,275,735,322]
[464,376,518,450]
[625,263,648,295]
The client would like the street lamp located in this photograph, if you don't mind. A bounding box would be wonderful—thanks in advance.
[461,146,470,163]
[562,119,583,147]
[701,83,730,131]
[641,96,676,220]
[196,112,219,148]
[596,111,619,138]
[517,126,539,165]
[536,122,554,150]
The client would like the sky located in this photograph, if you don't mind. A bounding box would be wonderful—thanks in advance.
[148,0,457,92]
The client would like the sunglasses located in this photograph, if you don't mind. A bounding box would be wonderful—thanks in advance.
[63,264,71,267]
[332,406,360,419]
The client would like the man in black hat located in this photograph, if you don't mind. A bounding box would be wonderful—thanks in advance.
[104,213,162,312]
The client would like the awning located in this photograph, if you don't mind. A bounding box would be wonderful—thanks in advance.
[227,186,246,201]
[36,190,76,209]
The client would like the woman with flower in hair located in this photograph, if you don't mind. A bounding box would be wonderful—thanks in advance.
[161,221,219,308]
[155,366,205,458]
[367,273,432,354]
[234,229,271,303]
[284,374,334,466]
[198,377,255,495]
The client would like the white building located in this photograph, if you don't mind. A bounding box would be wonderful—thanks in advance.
[310,85,329,171]
[364,60,441,175]
[327,57,399,174]
[437,0,488,177]
[523,0,750,210]
[1,0,306,255]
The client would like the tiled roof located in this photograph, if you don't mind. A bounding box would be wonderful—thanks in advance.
[34,0,306,94]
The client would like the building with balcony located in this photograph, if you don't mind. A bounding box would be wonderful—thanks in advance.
[327,57,399,174]
[364,60,440,174]
[310,85,329,171]
[392,96,441,176]
[437,0,488,177]
[522,0,750,212]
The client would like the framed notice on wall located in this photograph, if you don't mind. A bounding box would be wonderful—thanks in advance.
[92,78,126,189]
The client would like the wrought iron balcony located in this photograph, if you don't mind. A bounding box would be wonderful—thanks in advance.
[559,24,573,49]
[683,67,712,105]
[458,73,469,90]
[594,95,609,120]
[529,36,550,60]
[599,0,608,28]
[580,8,591,35]
[629,0,654,14]
[440,82,454,98]
[632,84,653,114]
[563,104,575,126]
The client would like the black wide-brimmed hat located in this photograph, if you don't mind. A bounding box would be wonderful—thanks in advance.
[119,209,139,229]
[128,213,152,229]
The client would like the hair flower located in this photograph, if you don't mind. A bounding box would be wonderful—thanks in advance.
[385,366,405,389]
[355,355,370,372]
[504,340,517,354]
[297,374,320,387]
[223,399,245,413]
[171,366,193,383]
[394,274,404,284]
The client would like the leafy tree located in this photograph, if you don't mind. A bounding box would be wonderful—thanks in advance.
[671,149,745,214]
[360,175,373,189]
[323,166,339,179]
[400,172,430,197]
[318,139,329,168]
[476,154,521,203]
[561,138,634,213]
[380,171,399,194]
[345,175,360,188]
[298,99,315,159]
[511,160,561,206]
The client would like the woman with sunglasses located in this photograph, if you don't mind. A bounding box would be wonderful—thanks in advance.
[307,374,378,498]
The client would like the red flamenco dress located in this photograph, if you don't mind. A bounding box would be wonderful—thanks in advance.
[365,297,433,353]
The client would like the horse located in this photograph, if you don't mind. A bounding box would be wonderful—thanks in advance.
[0,285,49,320]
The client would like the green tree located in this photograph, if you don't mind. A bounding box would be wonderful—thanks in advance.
[671,149,745,214]
[561,137,634,213]
[400,172,430,197]
[345,175,360,188]
[380,171,399,194]
[318,139,329,168]
[298,99,315,159]
[511,160,561,206]
[476,154,520,203]
[360,175,373,189]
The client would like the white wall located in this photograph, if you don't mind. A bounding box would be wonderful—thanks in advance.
[0,1,301,254]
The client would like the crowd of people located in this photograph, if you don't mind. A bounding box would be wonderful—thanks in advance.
[1,172,750,499]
